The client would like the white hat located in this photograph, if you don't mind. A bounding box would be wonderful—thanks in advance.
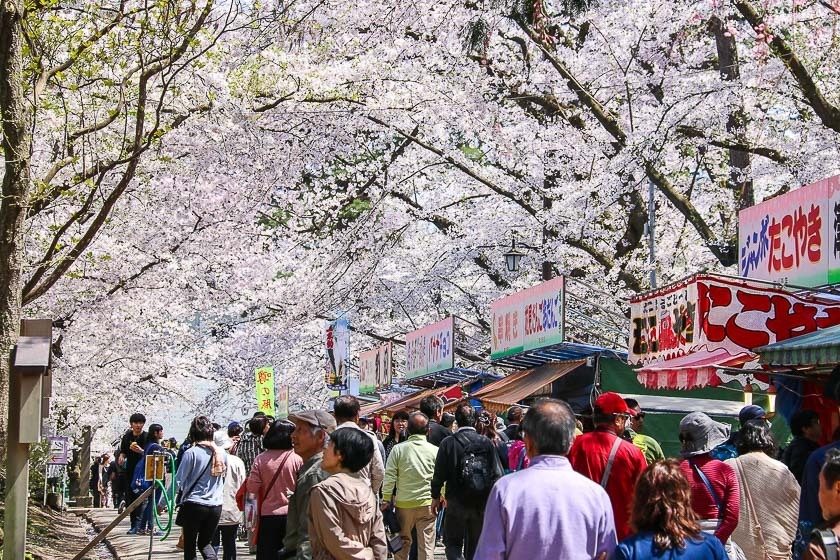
[213,429,233,450]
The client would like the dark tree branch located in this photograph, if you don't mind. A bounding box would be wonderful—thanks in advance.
[106,215,207,296]
[675,125,788,164]
[515,20,737,266]
[22,1,216,305]
[369,116,644,291]
[734,0,840,134]
[614,190,646,260]
[708,15,753,209]
[388,190,511,290]
[365,113,537,216]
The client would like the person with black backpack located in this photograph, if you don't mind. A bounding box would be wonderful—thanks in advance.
[431,403,503,560]
[803,448,840,560]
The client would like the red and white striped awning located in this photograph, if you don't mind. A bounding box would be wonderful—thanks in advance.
[636,348,755,390]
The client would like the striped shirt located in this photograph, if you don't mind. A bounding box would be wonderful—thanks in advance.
[236,432,263,474]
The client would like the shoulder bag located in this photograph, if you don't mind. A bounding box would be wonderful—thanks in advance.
[258,450,294,516]
[734,457,772,560]
[689,458,725,519]
[175,452,212,526]
[688,458,747,560]
[810,528,839,560]
[600,436,623,488]
[249,451,294,547]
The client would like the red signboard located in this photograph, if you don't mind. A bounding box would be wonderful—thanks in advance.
[629,274,840,365]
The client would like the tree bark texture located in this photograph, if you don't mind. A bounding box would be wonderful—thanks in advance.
[0,0,33,464]
[709,15,754,210]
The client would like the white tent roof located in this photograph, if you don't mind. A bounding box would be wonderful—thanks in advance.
[626,394,744,417]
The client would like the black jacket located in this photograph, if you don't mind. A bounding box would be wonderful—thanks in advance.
[502,424,519,441]
[781,436,821,483]
[430,428,503,503]
[428,421,451,447]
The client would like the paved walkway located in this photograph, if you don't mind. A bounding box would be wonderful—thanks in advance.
[84,507,447,559]
[85,508,250,559]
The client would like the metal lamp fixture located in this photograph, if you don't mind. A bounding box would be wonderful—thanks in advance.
[743,380,753,406]
[767,383,777,414]
[503,239,526,272]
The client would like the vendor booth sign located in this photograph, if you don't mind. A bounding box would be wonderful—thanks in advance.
[406,317,454,380]
[325,317,350,390]
[491,277,565,360]
[739,174,840,287]
[629,274,840,366]
[255,366,276,416]
[277,385,289,418]
[359,343,392,394]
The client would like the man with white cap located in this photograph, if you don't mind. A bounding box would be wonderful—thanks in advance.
[284,410,337,560]
[213,429,246,560]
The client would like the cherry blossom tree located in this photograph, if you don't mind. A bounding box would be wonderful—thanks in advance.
[0,0,241,458]
[6,0,840,436]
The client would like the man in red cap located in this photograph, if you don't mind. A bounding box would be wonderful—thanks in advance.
[568,392,647,541]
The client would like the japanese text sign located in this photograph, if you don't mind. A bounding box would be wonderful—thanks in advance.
[255,366,276,416]
[491,277,565,360]
[325,317,350,390]
[47,436,69,465]
[629,274,840,365]
[359,343,392,394]
[739,175,840,287]
[277,385,289,419]
[406,317,454,380]
[144,454,166,481]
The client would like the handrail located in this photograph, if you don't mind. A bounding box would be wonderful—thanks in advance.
[71,484,155,560]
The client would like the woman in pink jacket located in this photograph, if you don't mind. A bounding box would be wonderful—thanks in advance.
[246,420,303,560]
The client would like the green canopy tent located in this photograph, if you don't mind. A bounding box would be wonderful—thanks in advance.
[754,324,840,442]
[600,358,789,457]
[756,323,840,367]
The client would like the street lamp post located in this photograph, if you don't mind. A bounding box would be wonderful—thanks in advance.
[542,195,553,281]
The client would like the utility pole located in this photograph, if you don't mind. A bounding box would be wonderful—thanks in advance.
[542,196,553,281]
[647,178,657,289]
[4,319,52,560]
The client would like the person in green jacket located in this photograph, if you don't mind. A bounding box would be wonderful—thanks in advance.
[624,398,665,465]
[380,412,439,560]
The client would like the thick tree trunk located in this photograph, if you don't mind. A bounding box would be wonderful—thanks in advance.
[709,15,754,210]
[0,0,34,463]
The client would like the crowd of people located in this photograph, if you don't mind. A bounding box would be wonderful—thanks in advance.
[99,391,840,560]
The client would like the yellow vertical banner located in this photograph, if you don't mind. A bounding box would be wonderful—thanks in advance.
[277,386,289,418]
[255,366,276,416]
